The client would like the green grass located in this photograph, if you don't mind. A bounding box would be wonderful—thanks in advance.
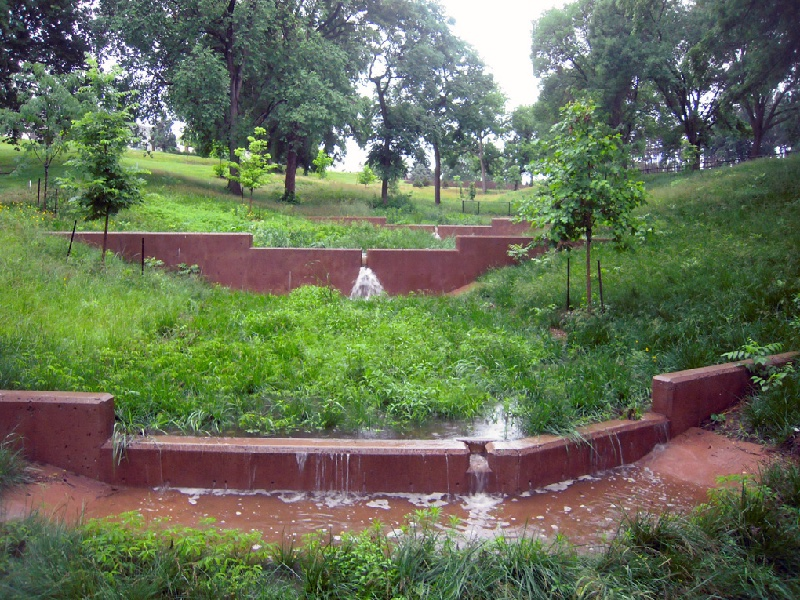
[1,462,799,598]
[0,146,798,437]
[0,439,26,492]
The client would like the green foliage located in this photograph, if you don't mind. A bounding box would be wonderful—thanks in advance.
[0,63,82,206]
[0,436,26,492]
[59,59,147,254]
[518,99,646,309]
[522,100,645,246]
[2,147,800,439]
[723,339,799,445]
[227,127,276,203]
[311,149,333,179]
[0,0,90,111]
[722,338,790,392]
[356,164,377,187]
[409,162,432,187]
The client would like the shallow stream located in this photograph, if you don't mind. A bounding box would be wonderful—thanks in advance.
[2,429,767,551]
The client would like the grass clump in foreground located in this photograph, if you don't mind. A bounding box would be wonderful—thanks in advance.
[0,461,799,598]
[0,437,26,493]
[0,152,799,437]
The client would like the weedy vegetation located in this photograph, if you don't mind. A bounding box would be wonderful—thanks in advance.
[0,145,798,439]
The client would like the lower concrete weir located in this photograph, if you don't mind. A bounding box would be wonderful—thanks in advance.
[0,353,794,495]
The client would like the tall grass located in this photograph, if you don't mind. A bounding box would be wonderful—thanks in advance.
[0,438,26,492]
[1,148,798,437]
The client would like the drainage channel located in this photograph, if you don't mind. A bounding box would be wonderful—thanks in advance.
[1,429,767,551]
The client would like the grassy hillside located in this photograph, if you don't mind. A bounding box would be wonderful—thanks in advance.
[0,146,798,438]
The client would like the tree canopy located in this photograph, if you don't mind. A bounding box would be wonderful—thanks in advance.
[0,0,90,110]
[530,0,800,169]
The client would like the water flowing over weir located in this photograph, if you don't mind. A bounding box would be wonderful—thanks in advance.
[1,354,794,542]
[350,267,384,298]
[5,428,767,550]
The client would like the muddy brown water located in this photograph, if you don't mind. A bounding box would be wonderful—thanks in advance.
[1,429,768,550]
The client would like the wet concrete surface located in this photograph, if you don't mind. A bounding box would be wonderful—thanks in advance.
[0,428,768,550]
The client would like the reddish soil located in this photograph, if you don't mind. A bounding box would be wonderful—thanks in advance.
[0,428,769,549]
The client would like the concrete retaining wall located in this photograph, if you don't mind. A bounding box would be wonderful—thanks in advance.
[65,221,539,296]
[307,217,533,238]
[2,354,794,494]
[652,352,797,436]
[367,236,544,295]
[0,391,114,479]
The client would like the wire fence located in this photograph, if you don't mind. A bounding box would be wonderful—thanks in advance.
[636,148,796,175]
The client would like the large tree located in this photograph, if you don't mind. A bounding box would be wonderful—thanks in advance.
[361,0,445,204]
[449,68,505,194]
[98,1,371,200]
[706,0,800,157]
[252,3,366,202]
[504,104,552,186]
[97,0,276,195]
[638,0,723,169]
[530,0,647,142]
[411,28,492,205]
[0,0,90,111]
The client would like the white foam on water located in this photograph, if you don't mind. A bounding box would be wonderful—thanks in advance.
[458,493,505,537]
[536,479,575,494]
[379,492,450,508]
[277,492,307,504]
[350,267,384,299]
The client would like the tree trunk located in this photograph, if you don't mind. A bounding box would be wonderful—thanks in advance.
[478,137,488,193]
[43,163,50,211]
[102,210,110,264]
[284,144,298,202]
[381,178,388,204]
[434,142,441,206]
[225,0,243,197]
[748,97,766,159]
[585,227,593,312]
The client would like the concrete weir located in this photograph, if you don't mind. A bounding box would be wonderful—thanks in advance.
[0,352,794,495]
[58,218,541,297]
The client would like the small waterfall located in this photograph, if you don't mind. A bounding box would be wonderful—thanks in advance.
[350,267,384,299]
[433,225,441,240]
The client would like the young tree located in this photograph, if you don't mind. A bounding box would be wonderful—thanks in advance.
[61,60,147,263]
[227,127,275,209]
[518,100,645,311]
[356,164,377,187]
[312,148,334,179]
[0,63,81,209]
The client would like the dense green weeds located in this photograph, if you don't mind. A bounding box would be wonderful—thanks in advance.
[1,150,798,436]
[1,461,798,598]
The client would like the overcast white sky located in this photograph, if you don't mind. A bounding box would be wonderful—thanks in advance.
[439,0,567,110]
[338,0,568,170]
